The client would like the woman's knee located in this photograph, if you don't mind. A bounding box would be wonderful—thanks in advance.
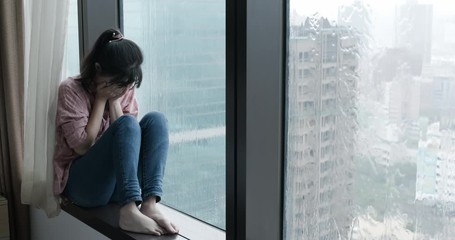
[112,115,141,133]
[140,112,168,129]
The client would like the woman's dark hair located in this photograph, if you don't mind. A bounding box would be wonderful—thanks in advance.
[77,28,143,90]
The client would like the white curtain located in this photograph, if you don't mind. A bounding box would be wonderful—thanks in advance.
[21,0,70,217]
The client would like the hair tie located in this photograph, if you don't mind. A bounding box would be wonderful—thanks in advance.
[109,32,124,43]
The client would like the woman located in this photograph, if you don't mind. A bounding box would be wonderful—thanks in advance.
[53,28,178,236]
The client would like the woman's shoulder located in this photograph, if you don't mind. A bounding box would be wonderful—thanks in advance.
[60,76,80,88]
[58,76,88,98]
[59,76,84,92]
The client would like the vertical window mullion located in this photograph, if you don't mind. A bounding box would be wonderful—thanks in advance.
[227,0,286,239]
[245,0,285,238]
[79,0,120,57]
[226,0,246,238]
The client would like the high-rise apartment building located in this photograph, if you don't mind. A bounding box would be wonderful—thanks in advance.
[416,122,455,238]
[384,78,420,124]
[420,63,455,130]
[286,17,359,240]
[395,2,433,64]
[417,122,455,205]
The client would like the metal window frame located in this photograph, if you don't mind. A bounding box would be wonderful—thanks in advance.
[78,0,121,58]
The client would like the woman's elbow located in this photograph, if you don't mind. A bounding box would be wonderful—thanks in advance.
[73,145,89,155]
[72,140,93,155]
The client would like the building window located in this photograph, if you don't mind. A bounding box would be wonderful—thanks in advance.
[304,69,312,77]
[299,68,304,79]
[304,51,311,62]
[324,67,337,77]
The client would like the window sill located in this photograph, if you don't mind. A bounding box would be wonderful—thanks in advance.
[61,202,225,240]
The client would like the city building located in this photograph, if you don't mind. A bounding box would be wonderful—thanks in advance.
[416,122,455,238]
[417,122,455,206]
[420,62,455,129]
[416,124,440,203]
[286,17,359,240]
[395,2,433,64]
[384,77,420,125]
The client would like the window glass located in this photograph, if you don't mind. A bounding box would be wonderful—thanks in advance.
[285,0,455,239]
[123,0,226,229]
[64,0,79,77]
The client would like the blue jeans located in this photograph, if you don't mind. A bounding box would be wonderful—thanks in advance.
[63,112,169,207]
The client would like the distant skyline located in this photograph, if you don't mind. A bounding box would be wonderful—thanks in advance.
[290,0,455,49]
[291,0,455,17]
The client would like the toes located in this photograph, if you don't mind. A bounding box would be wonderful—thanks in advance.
[158,220,177,234]
[148,224,165,236]
[171,222,179,233]
[155,227,165,236]
[163,221,177,233]
[158,226,167,235]
[150,229,161,236]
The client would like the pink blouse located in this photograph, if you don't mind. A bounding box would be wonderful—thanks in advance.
[53,77,138,195]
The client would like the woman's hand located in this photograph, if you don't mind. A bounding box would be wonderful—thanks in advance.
[96,82,128,101]
[108,83,134,122]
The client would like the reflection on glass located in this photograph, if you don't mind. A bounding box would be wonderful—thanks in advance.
[64,0,79,76]
[285,0,455,239]
[123,0,226,229]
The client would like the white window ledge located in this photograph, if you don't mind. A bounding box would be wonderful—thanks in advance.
[159,204,225,240]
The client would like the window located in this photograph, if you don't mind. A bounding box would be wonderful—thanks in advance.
[285,1,455,240]
[123,0,226,229]
[63,0,79,77]
[68,0,285,239]
[324,67,336,77]
[304,69,312,77]
[304,51,311,62]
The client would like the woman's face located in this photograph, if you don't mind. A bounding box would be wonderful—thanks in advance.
[95,74,134,91]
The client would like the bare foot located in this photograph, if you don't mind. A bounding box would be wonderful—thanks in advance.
[141,199,179,234]
[119,202,165,236]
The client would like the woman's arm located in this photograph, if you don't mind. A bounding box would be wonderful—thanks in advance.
[109,99,124,122]
[108,84,132,122]
[70,83,129,155]
[72,82,121,155]
[73,97,107,155]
